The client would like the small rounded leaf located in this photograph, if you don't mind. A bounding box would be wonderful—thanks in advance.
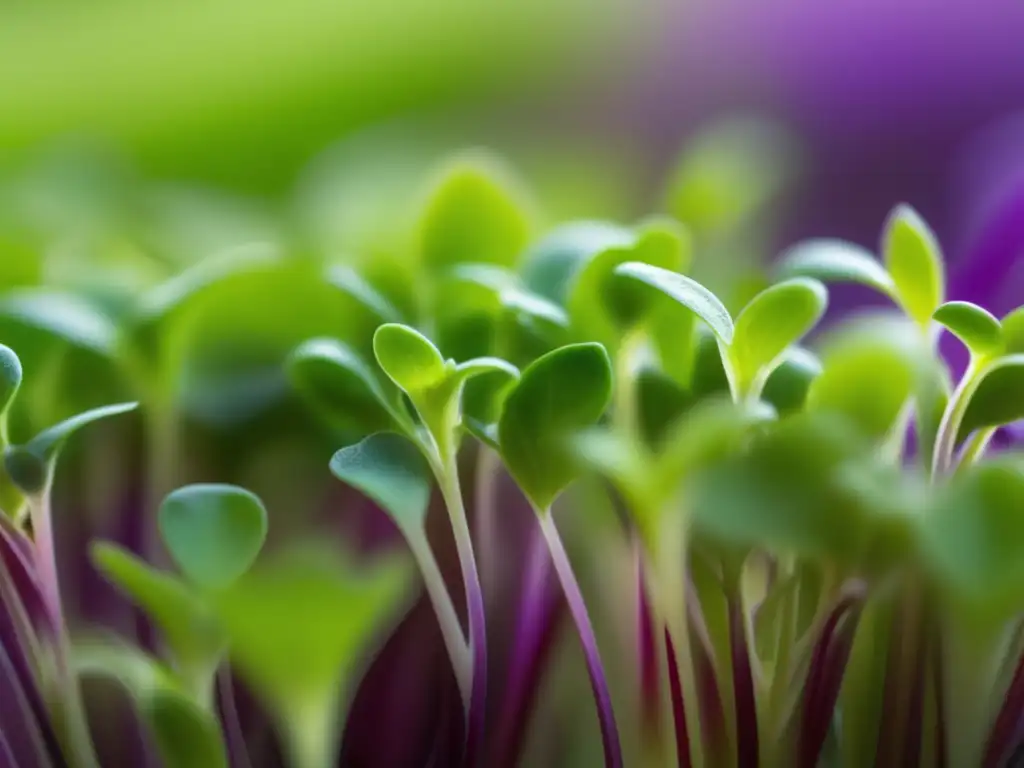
[498,342,613,510]
[159,484,268,591]
[882,205,945,327]
[330,433,431,535]
[776,239,894,296]
[373,324,447,394]
[957,355,1024,443]
[520,221,634,305]
[731,278,828,391]
[1001,306,1024,355]
[613,262,734,344]
[933,301,1002,357]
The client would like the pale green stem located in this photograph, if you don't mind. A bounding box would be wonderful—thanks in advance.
[285,695,338,768]
[407,529,472,706]
[474,445,503,607]
[640,554,683,768]
[954,427,996,471]
[931,360,980,477]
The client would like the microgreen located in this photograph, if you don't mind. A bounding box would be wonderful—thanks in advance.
[882,204,946,329]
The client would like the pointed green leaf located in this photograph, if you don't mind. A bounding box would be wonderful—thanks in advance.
[287,337,397,434]
[933,301,1002,357]
[373,324,447,394]
[882,205,945,327]
[956,355,1024,443]
[418,152,533,270]
[731,278,828,392]
[761,346,822,416]
[0,289,117,355]
[613,262,734,344]
[808,315,932,440]
[330,433,431,535]
[498,342,613,510]
[1001,306,1024,355]
[91,542,224,669]
[3,402,138,494]
[146,689,229,768]
[213,547,412,737]
[776,239,894,296]
[158,484,268,592]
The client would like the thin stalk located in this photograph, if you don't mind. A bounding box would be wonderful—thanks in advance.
[536,510,623,768]
[285,696,337,768]
[217,662,252,768]
[436,458,487,767]
[763,569,798,764]
[473,446,503,607]
[723,572,758,768]
[27,489,100,768]
[954,427,996,470]
[407,531,472,706]
[931,361,979,476]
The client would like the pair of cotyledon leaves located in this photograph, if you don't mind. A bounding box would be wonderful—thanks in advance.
[778,204,1024,446]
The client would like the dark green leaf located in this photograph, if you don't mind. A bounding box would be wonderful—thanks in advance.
[0,344,21,421]
[325,265,402,325]
[882,205,945,327]
[330,433,431,535]
[957,355,1024,442]
[730,278,828,392]
[418,152,533,270]
[0,289,117,356]
[498,342,613,510]
[636,366,694,449]
[158,484,268,592]
[287,337,397,434]
[613,262,734,344]
[761,346,822,416]
[519,221,634,305]
[146,689,229,768]
[933,301,1002,357]
[689,324,731,400]
[776,239,894,296]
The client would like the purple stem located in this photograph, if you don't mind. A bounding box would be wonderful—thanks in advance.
[664,629,692,768]
[933,633,947,768]
[637,544,661,739]
[217,664,251,768]
[727,589,759,768]
[494,529,564,768]
[798,594,861,768]
[983,647,1024,767]
[537,512,623,768]
[0,638,51,768]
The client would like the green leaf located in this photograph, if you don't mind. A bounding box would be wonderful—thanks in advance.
[807,315,932,440]
[730,278,828,393]
[0,289,117,356]
[566,219,688,346]
[1000,306,1024,355]
[330,433,431,535]
[372,324,447,394]
[925,460,1024,618]
[213,546,412,734]
[498,342,613,510]
[690,414,880,564]
[775,239,894,296]
[3,402,138,494]
[158,484,268,592]
[519,221,634,305]
[761,346,822,416]
[325,265,402,326]
[75,637,227,768]
[91,542,224,671]
[0,344,21,421]
[882,205,945,327]
[635,366,694,449]
[933,301,1002,357]
[689,324,731,400]
[418,152,534,271]
[612,261,734,344]
[287,337,398,435]
[956,355,1024,443]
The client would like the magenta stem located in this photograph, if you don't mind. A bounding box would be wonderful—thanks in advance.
[537,512,623,768]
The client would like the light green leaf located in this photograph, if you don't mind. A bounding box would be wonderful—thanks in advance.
[519,221,634,305]
[882,205,945,327]
[956,355,1024,443]
[372,324,447,394]
[498,342,613,510]
[325,265,402,326]
[730,278,828,393]
[91,542,224,671]
[933,301,1002,357]
[418,152,534,271]
[1000,306,1024,355]
[0,289,117,356]
[158,484,268,592]
[612,262,734,344]
[0,344,21,421]
[776,239,894,296]
[330,433,432,535]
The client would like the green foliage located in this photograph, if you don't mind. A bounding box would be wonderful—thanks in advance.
[776,239,894,296]
[956,355,1024,442]
[882,204,945,328]
[934,301,1002,357]
[158,484,268,592]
